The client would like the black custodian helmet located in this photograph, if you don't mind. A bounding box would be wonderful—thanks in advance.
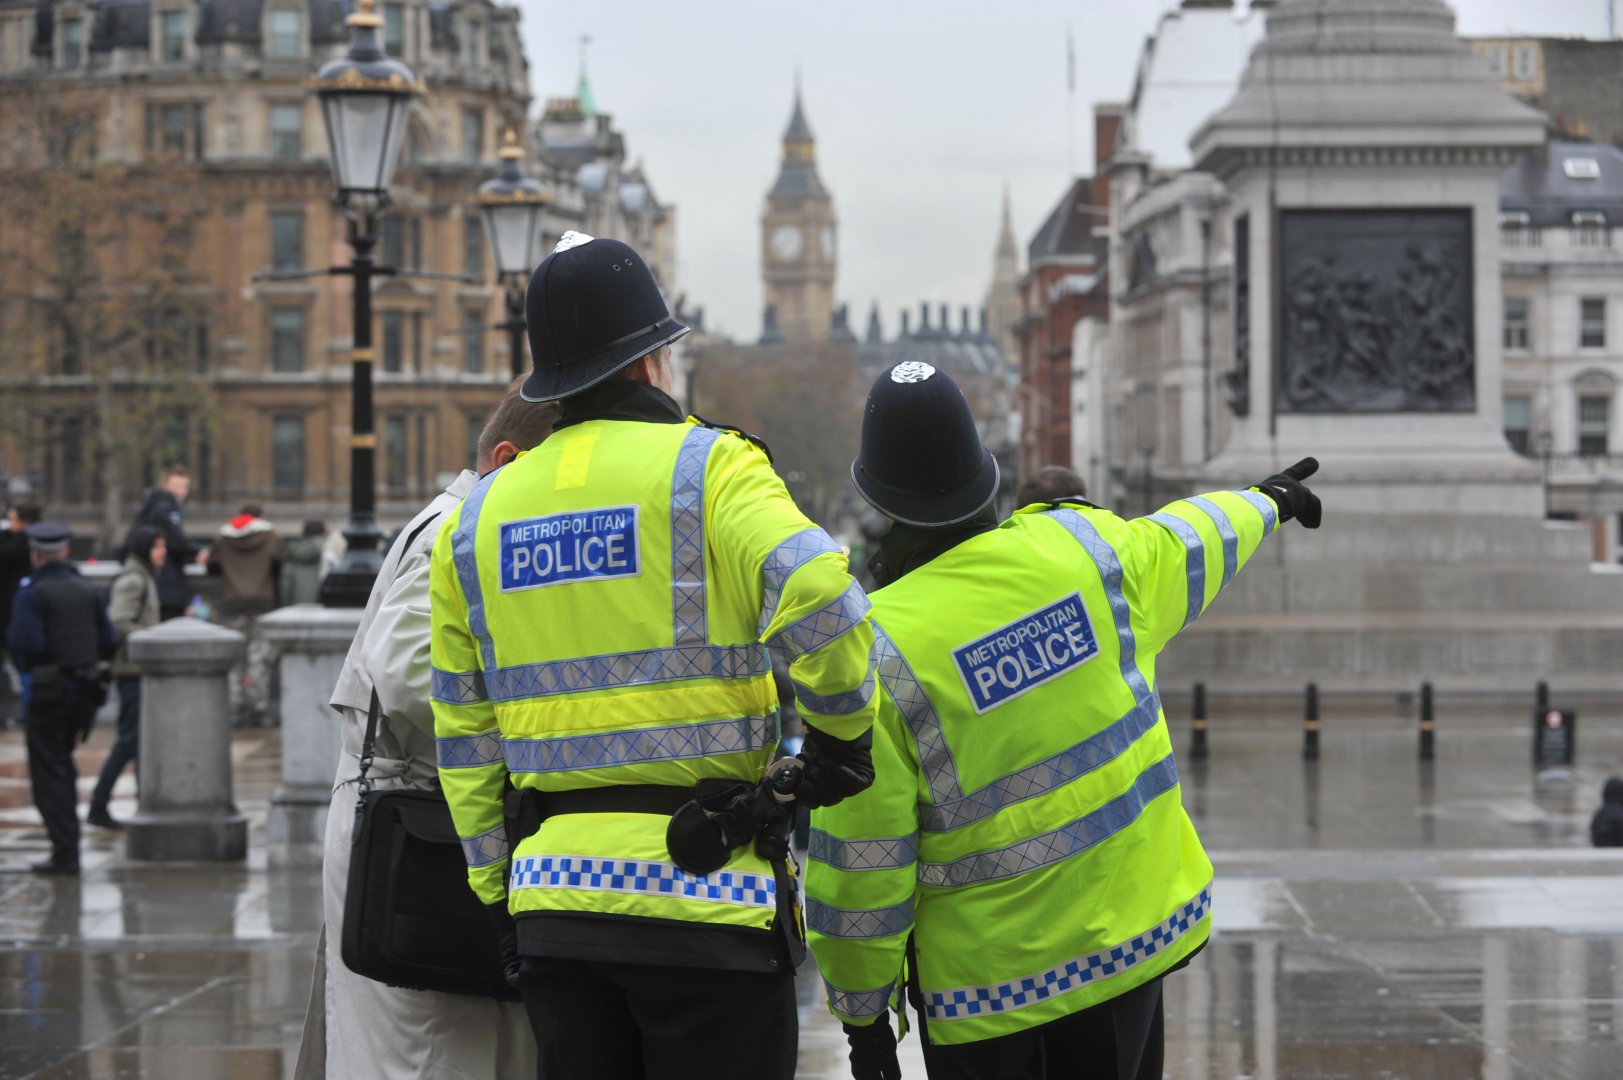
[520,232,690,403]
[851,361,1000,527]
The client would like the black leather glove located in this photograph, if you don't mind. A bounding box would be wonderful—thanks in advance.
[795,726,875,809]
[1253,457,1322,529]
[483,899,521,988]
[843,1015,901,1080]
[754,809,793,862]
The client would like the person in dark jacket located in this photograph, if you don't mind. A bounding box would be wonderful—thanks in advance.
[210,503,285,724]
[1591,777,1623,848]
[0,500,43,726]
[130,465,206,621]
[88,525,165,829]
[7,522,116,873]
[280,520,327,607]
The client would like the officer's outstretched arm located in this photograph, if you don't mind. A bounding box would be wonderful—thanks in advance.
[1123,486,1282,656]
[428,512,511,906]
[805,699,918,1027]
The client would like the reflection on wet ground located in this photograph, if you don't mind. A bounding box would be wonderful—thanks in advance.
[1,718,1620,1078]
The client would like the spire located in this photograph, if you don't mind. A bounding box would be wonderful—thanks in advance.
[996,183,1017,258]
[576,34,596,117]
[785,77,813,144]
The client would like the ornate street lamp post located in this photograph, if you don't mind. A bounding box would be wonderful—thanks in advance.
[478,129,551,378]
[309,0,422,606]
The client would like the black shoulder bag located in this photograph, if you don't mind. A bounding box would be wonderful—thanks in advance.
[338,688,520,1001]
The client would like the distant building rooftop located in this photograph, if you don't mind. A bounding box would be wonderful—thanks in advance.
[1501,141,1623,227]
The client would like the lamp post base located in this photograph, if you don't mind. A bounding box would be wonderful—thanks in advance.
[318,521,385,607]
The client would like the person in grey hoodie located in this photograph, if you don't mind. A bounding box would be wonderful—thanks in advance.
[88,525,164,829]
[209,504,284,725]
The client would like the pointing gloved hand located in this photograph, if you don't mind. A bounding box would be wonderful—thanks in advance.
[794,726,876,809]
[1253,457,1322,529]
[843,1015,902,1080]
[483,899,521,988]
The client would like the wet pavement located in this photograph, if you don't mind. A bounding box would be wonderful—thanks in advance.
[2,715,1621,1078]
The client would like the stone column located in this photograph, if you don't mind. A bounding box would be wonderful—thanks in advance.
[125,619,248,862]
[259,604,364,866]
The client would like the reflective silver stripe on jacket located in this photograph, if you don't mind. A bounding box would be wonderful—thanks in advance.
[451,465,505,672]
[808,829,918,872]
[459,824,510,869]
[1233,488,1279,532]
[770,582,871,660]
[1146,511,1206,631]
[480,643,770,701]
[502,714,777,773]
[924,882,1212,1021]
[806,895,915,940]
[760,527,843,632]
[873,622,963,804]
[1184,497,1237,588]
[431,667,488,705]
[823,980,893,1019]
[792,668,876,717]
[917,754,1180,889]
[671,427,721,647]
[436,729,503,769]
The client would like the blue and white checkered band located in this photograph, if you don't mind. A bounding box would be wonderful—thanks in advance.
[459,824,510,869]
[917,754,1180,889]
[924,883,1213,1022]
[759,527,843,632]
[509,855,777,909]
[872,623,963,804]
[808,829,917,872]
[671,427,720,647]
[436,729,504,769]
[1147,512,1207,632]
[480,643,770,701]
[823,981,894,1020]
[502,715,778,773]
[793,669,875,718]
[1185,497,1238,589]
[919,698,1161,834]
[770,582,870,661]
[1233,488,1278,533]
[453,465,506,672]
[806,896,915,940]
[431,668,488,705]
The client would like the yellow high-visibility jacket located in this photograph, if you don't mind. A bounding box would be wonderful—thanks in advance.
[806,491,1278,1045]
[431,406,877,944]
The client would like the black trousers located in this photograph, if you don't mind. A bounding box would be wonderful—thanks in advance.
[25,702,88,865]
[90,677,140,813]
[519,956,797,1080]
[920,977,1164,1080]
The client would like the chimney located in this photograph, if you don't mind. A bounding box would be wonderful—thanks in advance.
[1093,103,1127,176]
[979,307,989,335]
[939,303,950,332]
[919,302,930,332]
[900,310,911,337]
[960,306,971,335]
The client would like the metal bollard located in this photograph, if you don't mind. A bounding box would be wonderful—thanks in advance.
[1535,679,1550,715]
[1303,682,1320,760]
[1419,681,1435,761]
[1190,681,1209,761]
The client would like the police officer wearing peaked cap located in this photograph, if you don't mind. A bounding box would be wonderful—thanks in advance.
[430,231,882,1079]
[7,522,116,874]
[807,362,1321,1080]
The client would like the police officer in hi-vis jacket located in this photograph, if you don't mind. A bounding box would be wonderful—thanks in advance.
[806,361,1322,1080]
[430,232,879,1079]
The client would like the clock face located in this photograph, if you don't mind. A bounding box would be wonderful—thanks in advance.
[770,224,804,262]
[820,226,835,260]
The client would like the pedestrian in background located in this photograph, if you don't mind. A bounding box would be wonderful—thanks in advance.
[294,380,553,1080]
[87,524,164,830]
[808,362,1322,1080]
[280,521,327,607]
[1016,464,1088,509]
[0,499,43,727]
[130,465,206,621]
[6,522,116,874]
[209,503,284,725]
[1591,777,1623,847]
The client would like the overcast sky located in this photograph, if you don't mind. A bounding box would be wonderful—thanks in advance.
[517,0,1613,342]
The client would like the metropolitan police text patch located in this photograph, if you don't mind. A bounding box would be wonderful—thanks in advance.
[952,593,1099,713]
[499,506,640,591]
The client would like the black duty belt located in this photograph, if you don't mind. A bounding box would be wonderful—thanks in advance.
[504,784,704,848]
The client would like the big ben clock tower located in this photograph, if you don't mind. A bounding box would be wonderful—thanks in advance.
[762,83,836,343]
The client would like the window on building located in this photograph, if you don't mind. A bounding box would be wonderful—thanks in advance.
[270,307,304,372]
[406,125,426,164]
[381,310,405,373]
[1503,394,1531,455]
[378,216,419,270]
[383,2,405,56]
[272,416,306,494]
[463,306,484,373]
[270,211,303,269]
[410,311,423,372]
[269,8,301,58]
[414,413,427,493]
[463,107,483,163]
[1503,297,1530,351]
[1483,45,1508,78]
[1579,395,1611,456]
[464,216,484,276]
[462,19,480,67]
[269,103,302,159]
[160,10,186,62]
[385,415,408,491]
[62,18,82,67]
[1581,298,1606,348]
[1512,44,1537,81]
[46,107,97,166]
[148,103,203,160]
[1498,210,1538,249]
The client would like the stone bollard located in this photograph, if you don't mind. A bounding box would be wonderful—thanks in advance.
[259,604,364,865]
[125,619,248,862]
